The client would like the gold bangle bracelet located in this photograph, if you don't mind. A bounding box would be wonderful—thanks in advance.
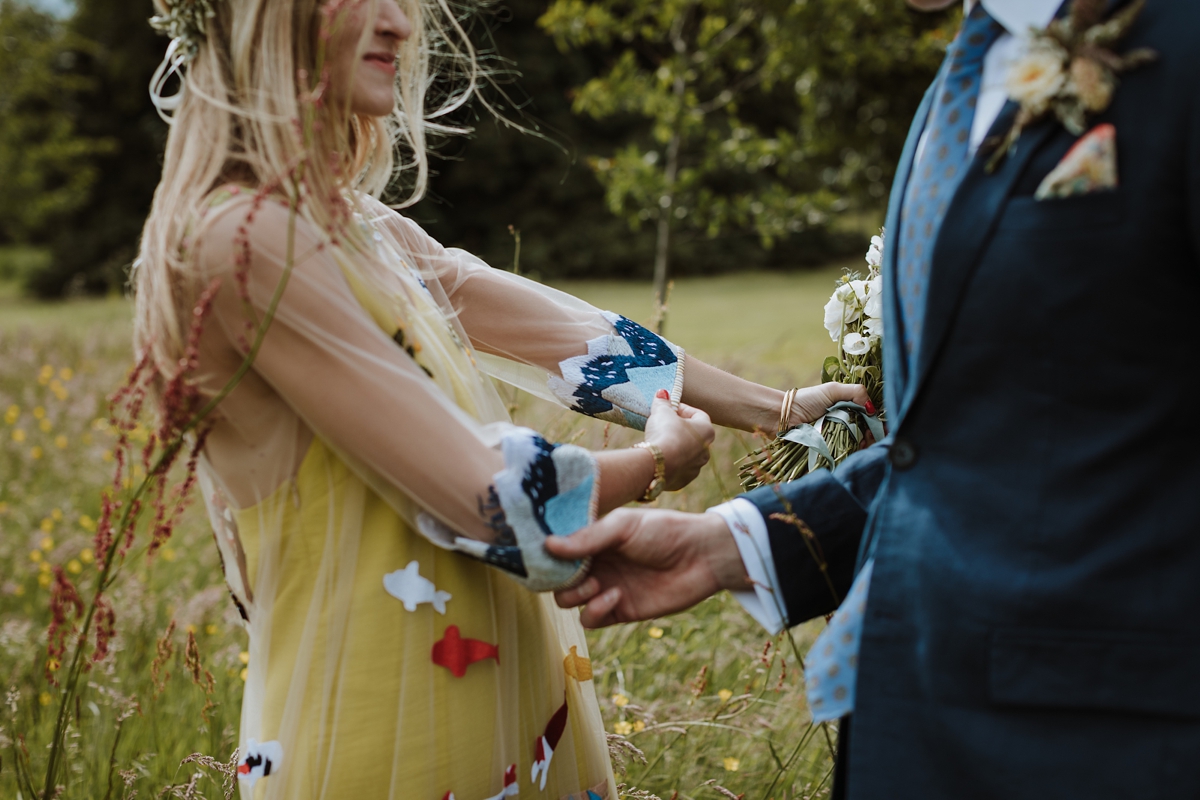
[779,387,799,434]
[633,441,666,503]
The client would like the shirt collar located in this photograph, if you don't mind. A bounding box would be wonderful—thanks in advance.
[964,0,1064,36]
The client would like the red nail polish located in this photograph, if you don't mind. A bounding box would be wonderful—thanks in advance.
[656,389,669,400]
[865,400,877,415]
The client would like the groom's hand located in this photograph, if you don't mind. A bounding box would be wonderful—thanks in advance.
[546,508,750,628]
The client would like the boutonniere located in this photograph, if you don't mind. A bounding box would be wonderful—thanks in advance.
[985,0,1157,172]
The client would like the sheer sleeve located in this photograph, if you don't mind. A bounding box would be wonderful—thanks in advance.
[359,197,686,430]
[196,197,595,590]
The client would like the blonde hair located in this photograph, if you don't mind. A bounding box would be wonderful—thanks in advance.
[133,0,484,380]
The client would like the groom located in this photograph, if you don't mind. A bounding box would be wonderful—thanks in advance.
[548,0,1200,796]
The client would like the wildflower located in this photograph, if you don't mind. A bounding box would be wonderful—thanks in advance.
[59,367,73,381]
[55,435,68,449]
[38,572,52,588]
[239,651,250,664]
[30,446,43,460]
[30,550,43,563]
[12,429,26,443]
[240,668,249,681]
[47,659,60,672]
[1006,40,1068,114]
[648,626,664,639]
[39,561,51,573]
[38,365,54,385]
[41,535,54,550]
[205,624,218,636]
[613,721,633,736]
[3,405,18,424]
[102,450,114,463]
[51,508,63,521]
[39,692,52,706]
[80,548,94,564]
[161,547,177,562]
[41,518,54,533]
[843,333,874,357]
[0,501,8,514]
[612,693,629,707]
[67,560,83,575]
[722,757,741,772]
[38,418,52,433]
[866,233,884,268]
[186,623,197,634]
[717,689,734,703]
[33,406,46,420]
[632,720,645,732]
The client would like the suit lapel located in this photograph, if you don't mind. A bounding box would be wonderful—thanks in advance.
[899,105,1057,418]
[881,70,941,420]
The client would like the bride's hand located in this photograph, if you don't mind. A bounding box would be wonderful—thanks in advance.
[788,383,874,428]
[643,390,715,491]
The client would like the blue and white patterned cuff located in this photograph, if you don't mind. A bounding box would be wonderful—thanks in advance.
[446,428,598,592]
[549,311,685,431]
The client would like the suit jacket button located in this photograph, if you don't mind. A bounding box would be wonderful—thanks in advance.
[890,438,918,471]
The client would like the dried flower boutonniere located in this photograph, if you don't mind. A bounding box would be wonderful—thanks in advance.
[985,0,1157,172]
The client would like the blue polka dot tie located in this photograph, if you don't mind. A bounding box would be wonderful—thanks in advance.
[804,7,1004,725]
[896,4,1004,376]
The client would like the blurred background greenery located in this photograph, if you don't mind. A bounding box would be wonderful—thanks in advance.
[0,0,954,299]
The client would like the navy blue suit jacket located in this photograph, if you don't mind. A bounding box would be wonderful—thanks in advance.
[742,1,1200,796]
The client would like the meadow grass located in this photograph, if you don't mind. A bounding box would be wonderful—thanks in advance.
[0,267,855,800]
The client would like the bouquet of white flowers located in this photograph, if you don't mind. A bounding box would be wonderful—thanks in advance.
[739,231,887,490]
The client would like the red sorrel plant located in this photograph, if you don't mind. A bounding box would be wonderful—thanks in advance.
[23,12,347,797]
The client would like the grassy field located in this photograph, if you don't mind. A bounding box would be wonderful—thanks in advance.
[0,267,856,800]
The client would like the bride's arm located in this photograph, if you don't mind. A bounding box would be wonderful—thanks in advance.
[197,200,710,571]
[367,201,868,435]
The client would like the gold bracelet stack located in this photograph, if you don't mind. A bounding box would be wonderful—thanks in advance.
[633,441,666,503]
[778,387,799,435]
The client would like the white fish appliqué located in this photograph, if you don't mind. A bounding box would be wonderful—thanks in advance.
[383,560,451,614]
[237,738,283,789]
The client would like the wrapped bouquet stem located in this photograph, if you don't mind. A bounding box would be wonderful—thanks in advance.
[740,231,887,491]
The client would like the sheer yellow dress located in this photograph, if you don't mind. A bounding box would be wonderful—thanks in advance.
[191,192,679,800]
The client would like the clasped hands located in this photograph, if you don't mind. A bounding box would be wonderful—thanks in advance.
[552,381,869,627]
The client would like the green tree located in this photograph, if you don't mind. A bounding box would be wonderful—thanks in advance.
[0,0,113,247]
[539,0,953,327]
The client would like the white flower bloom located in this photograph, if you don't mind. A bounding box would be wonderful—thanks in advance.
[1006,41,1067,112]
[864,317,885,338]
[850,279,870,304]
[824,283,863,341]
[843,332,872,356]
[866,235,884,268]
[863,276,884,319]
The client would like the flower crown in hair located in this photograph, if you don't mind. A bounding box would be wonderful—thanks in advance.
[149,0,217,122]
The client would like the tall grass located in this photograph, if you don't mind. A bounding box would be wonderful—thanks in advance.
[0,270,848,799]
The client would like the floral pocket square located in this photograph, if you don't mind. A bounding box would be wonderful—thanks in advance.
[1035,123,1118,200]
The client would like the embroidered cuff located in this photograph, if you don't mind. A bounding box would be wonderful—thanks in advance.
[549,311,685,431]
[709,498,788,635]
[432,428,598,592]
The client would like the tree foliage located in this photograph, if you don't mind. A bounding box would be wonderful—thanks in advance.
[0,0,114,246]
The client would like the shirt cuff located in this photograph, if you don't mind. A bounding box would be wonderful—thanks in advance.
[707,497,787,635]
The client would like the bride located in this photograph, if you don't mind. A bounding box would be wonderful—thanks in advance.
[133,0,867,797]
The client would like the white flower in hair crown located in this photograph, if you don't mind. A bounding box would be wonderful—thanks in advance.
[149,0,216,120]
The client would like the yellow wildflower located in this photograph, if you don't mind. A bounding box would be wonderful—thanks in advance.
[92,418,108,432]
[12,428,26,443]
[33,406,46,420]
[612,693,629,707]
[41,535,54,550]
[718,689,733,703]
[38,572,52,588]
[38,418,52,433]
[161,547,177,562]
[132,464,145,479]
[29,550,43,563]
[205,624,218,636]
[30,446,43,460]
[39,691,52,706]
[47,659,60,672]
[80,548,94,564]
[38,365,54,385]
[648,626,664,639]
[51,508,63,521]
[723,757,740,772]
[79,515,95,532]
[55,435,68,449]
[240,668,248,682]
[67,560,82,575]
[3,405,18,424]
[633,720,646,732]
[39,561,51,573]
[40,518,54,532]
[613,721,633,736]
[186,624,197,634]
[101,449,114,462]
[0,501,8,514]
[59,367,73,381]
[239,651,250,665]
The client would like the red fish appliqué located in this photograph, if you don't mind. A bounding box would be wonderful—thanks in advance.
[432,625,500,678]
